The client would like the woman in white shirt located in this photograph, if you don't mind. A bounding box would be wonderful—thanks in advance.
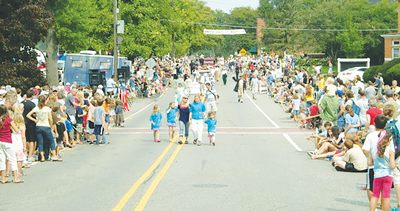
[27,95,61,162]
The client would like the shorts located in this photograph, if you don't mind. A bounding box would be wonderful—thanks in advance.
[167,122,176,127]
[252,87,259,94]
[94,125,105,135]
[25,125,37,142]
[366,167,374,191]
[152,127,161,131]
[206,102,218,113]
[372,176,393,199]
[105,114,111,123]
[345,162,357,172]
[68,130,75,140]
[116,113,124,124]
[76,123,83,134]
[293,110,299,115]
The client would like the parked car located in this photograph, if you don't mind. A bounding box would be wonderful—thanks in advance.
[338,67,367,81]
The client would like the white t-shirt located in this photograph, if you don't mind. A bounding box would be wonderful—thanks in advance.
[32,106,52,127]
[106,78,116,92]
[362,131,395,168]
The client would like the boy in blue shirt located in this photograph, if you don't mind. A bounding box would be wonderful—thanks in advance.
[205,112,217,146]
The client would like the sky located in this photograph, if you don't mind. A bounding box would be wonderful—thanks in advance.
[202,0,260,13]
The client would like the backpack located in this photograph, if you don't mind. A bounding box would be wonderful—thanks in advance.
[385,119,400,158]
[351,99,361,116]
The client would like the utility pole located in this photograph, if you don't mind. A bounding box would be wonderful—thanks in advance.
[171,0,175,58]
[113,0,118,79]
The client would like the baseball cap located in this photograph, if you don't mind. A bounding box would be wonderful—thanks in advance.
[98,85,103,88]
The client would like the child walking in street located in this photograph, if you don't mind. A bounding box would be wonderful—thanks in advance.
[368,130,396,211]
[150,104,162,143]
[166,102,178,143]
[205,112,217,146]
[292,94,301,123]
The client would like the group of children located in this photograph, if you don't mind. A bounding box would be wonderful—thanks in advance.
[150,101,217,146]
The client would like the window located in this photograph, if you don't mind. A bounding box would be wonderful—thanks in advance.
[393,40,400,46]
[394,48,400,59]
[100,62,111,70]
[71,60,83,68]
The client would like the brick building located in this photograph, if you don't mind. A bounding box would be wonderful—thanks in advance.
[381,0,400,62]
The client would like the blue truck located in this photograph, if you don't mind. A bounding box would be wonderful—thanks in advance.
[62,51,131,86]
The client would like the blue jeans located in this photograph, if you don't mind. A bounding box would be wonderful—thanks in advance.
[95,135,107,145]
[179,121,189,137]
[36,126,55,152]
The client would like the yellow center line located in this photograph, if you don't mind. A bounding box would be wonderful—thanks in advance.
[134,138,185,211]
[112,134,179,211]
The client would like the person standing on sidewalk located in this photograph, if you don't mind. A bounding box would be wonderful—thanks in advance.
[22,90,37,163]
[190,94,206,146]
[93,100,107,146]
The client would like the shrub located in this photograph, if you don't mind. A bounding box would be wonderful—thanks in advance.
[386,63,400,85]
[363,66,379,83]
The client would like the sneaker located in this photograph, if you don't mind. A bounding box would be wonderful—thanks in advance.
[156,139,161,143]
[178,140,183,144]
[197,141,201,146]
[211,142,215,146]
[184,140,188,144]
[193,139,197,145]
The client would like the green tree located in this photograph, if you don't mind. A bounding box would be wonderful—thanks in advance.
[0,0,51,89]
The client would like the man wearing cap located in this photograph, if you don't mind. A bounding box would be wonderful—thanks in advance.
[96,85,104,96]
[204,82,218,117]
[384,89,399,118]
[64,82,71,92]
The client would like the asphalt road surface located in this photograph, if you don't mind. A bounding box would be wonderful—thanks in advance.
[0,76,386,211]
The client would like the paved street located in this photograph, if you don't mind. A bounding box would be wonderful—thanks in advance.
[0,77,376,211]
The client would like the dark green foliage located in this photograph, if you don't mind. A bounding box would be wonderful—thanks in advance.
[363,66,380,82]
[0,0,52,89]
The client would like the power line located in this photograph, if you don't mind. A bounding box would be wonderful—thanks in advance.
[161,19,398,32]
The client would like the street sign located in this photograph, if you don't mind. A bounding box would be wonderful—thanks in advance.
[117,36,123,44]
[145,58,156,69]
[239,48,247,56]
[117,20,124,34]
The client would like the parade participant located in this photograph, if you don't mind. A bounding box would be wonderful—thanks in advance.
[233,75,245,103]
[0,105,23,183]
[205,112,217,146]
[221,68,228,85]
[189,94,206,146]
[150,104,162,143]
[368,130,395,211]
[177,96,190,144]
[204,82,218,118]
[26,95,61,162]
[166,102,178,143]
[251,74,259,100]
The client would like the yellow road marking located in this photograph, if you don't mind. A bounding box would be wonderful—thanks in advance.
[134,139,185,211]
[112,135,179,211]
